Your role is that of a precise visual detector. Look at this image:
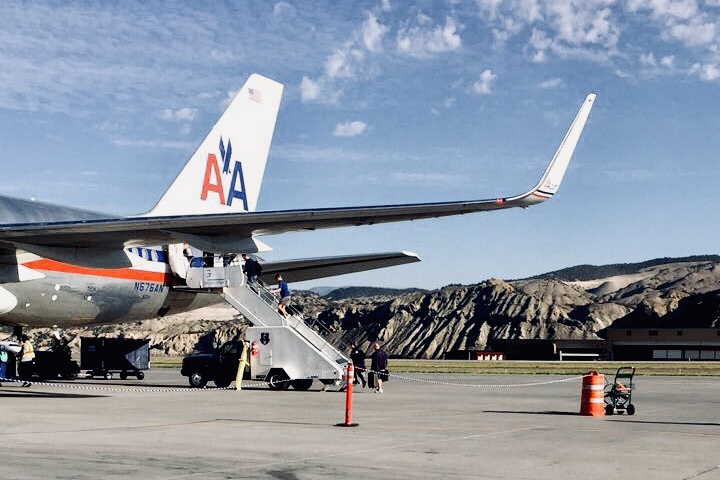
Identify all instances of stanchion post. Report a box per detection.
[235,342,249,391]
[335,362,359,427]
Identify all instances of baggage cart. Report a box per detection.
[604,366,636,415]
[81,337,150,380]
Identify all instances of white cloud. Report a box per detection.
[690,62,720,81]
[528,28,552,62]
[333,120,368,137]
[220,89,240,111]
[538,77,563,89]
[325,46,364,80]
[381,0,392,11]
[626,0,698,21]
[472,69,497,94]
[300,76,321,102]
[669,21,717,46]
[272,2,296,21]
[362,12,388,52]
[546,3,619,48]
[640,52,675,69]
[396,16,462,58]
[517,0,544,23]
[159,107,196,122]
[640,52,657,66]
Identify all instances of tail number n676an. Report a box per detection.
[134,282,165,293]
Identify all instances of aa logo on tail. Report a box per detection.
[200,137,248,210]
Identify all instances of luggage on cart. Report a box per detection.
[81,337,150,380]
[604,366,635,415]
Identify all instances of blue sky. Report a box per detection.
[1,0,720,290]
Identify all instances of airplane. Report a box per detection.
[0,74,596,331]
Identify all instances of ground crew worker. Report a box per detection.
[18,334,35,387]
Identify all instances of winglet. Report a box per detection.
[510,93,596,206]
[144,74,284,217]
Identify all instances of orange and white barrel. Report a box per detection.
[579,371,605,416]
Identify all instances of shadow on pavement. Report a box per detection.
[483,410,578,416]
[0,390,106,399]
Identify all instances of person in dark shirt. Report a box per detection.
[241,253,262,284]
[369,343,388,393]
[349,341,367,388]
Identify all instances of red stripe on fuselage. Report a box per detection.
[24,259,175,284]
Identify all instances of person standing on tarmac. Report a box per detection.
[18,334,35,387]
[0,344,7,385]
[349,341,367,388]
[369,343,388,394]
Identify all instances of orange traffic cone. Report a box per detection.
[579,371,605,416]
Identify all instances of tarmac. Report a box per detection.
[1,369,719,480]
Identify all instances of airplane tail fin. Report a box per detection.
[144,74,284,217]
[510,93,596,206]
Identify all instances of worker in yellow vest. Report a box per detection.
[18,334,35,387]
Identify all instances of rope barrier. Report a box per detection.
[0,369,588,393]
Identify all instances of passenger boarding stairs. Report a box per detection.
[185,261,348,376]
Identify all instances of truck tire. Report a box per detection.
[188,372,208,388]
[291,379,313,391]
[267,371,290,391]
[214,377,232,388]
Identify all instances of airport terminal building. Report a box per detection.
[605,327,720,361]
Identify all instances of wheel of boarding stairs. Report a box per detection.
[626,404,635,416]
[291,379,313,391]
[267,370,290,391]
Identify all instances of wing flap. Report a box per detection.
[256,251,421,283]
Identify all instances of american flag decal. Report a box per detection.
[248,87,262,103]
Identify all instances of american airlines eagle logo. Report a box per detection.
[199,137,248,210]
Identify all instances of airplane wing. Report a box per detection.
[256,251,421,284]
[0,93,595,257]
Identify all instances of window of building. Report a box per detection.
[700,351,715,360]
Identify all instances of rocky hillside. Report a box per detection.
[6,257,720,359]
[305,258,720,358]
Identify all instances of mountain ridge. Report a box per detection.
[7,255,720,358]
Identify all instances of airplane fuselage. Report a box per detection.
[0,250,218,328]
